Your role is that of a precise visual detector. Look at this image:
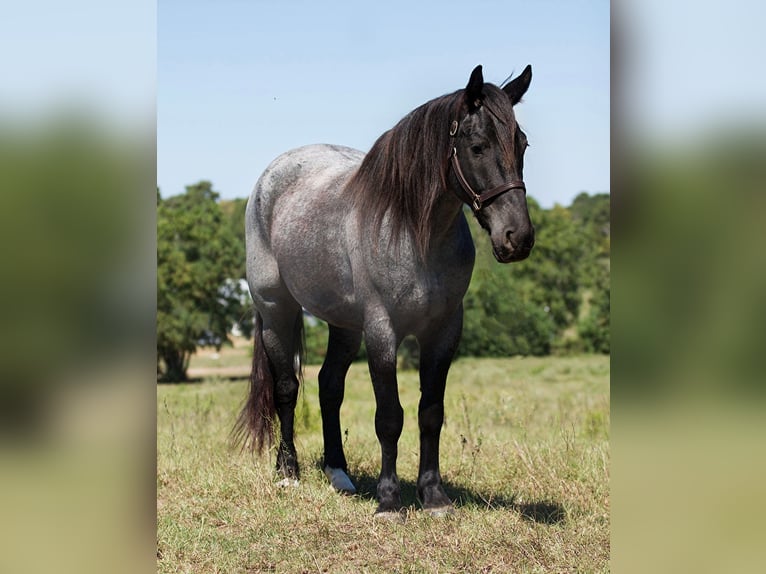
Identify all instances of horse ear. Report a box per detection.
[465,65,484,111]
[503,64,532,105]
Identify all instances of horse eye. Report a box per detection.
[470,144,484,155]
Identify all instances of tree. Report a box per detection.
[459,265,556,357]
[157,182,249,381]
[572,192,610,353]
[219,197,248,278]
[578,262,610,354]
[510,200,586,339]
[570,191,610,242]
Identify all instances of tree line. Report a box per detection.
[157,181,609,381]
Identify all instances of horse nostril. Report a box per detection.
[505,227,534,251]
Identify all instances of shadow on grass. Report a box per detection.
[337,465,566,525]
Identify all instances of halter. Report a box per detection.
[448,105,526,212]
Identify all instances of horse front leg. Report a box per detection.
[365,317,404,518]
[416,307,463,515]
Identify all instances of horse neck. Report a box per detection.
[425,186,469,251]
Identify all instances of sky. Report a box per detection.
[158,0,610,207]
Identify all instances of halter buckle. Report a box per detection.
[449,120,458,137]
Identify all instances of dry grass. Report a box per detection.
[157,354,609,573]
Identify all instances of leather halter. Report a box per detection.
[448,114,526,212]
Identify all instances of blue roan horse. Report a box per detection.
[234,65,535,518]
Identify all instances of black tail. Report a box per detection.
[231,311,305,454]
[232,313,275,454]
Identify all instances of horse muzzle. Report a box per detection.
[491,225,535,263]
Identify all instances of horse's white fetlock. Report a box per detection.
[276,477,300,489]
[324,466,357,494]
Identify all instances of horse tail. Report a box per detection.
[231,310,306,454]
[232,312,275,454]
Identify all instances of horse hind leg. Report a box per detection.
[263,307,304,483]
[235,297,304,484]
[318,325,362,494]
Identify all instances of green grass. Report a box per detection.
[157,355,609,573]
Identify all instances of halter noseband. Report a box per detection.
[448,113,526,212]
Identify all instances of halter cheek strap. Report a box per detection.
[448,118,526,212]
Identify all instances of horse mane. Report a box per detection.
[344,89,464,258]
[345,83,516,258]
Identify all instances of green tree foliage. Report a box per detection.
[578,269,610,354]
[219,197,253,336]
[570,191,610,242]
[157,182,250,381]
[219,197,248,277]
[303,316,330,365]
[511,200,585,334]
[460,268,556,357]
[571,192,610,353]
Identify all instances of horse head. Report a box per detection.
[450,65,535,263]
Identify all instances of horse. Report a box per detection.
[233,64,535,518]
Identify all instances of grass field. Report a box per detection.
[158,344,609,573]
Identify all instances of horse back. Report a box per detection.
[247,144,363,237]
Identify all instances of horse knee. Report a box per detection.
[375,404,404,442]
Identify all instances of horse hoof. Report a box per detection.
[323,466,357,494]
[276,477,300,489]
[373,510,406,524]
[425,505,455,518]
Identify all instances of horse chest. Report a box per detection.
[362,228,475,334]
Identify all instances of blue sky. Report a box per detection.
[158,0,610,207]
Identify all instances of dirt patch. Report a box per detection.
[187,365,251,379]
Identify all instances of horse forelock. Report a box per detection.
[480,85,520,165]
